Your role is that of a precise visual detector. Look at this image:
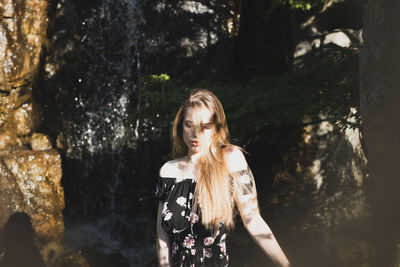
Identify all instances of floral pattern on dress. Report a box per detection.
[155,168,256,267]
[203,237,215,246]
[176,196,187,207]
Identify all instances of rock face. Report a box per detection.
[240,117,370,266]
[0,0,54,150]
[0,149,64,242]
[0,0,49,146]
[294,0,363,58]
[0,0,64,247]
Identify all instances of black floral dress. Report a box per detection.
[155,168,257,267]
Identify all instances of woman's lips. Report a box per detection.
[191,141,199,147]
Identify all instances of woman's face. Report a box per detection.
[182,106,215,155]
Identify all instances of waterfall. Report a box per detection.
[70,0,139,157]
[48,0,155,265]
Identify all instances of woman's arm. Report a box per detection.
[237,195,290,267]
[157,201,171,267]
[226,148,290,267]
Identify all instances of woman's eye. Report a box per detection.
[202,124,212,130]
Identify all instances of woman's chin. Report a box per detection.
[189,146,201,154]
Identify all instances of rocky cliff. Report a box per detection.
[0,0,64,254]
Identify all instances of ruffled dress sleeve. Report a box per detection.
[155,177,175,201]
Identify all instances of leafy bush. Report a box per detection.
[286,0,326,10]
[130,45,360,145]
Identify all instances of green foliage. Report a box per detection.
[287,0,326,10]
[130,45,360,145]
[271,0,326,10]
[129,74,187,140]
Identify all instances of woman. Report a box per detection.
[156,89,290,267]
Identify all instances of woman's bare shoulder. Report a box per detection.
[224,146,247,172]
[159,157,186,178]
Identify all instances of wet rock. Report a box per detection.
[0,0,59,248]
[0,149,64,242]
[0,133,23,149]
[30,133,52,151]
[0,0,49,148]
[56,133,68,151]
[0,0,49,78]
[0,165,26,227]
[13,104,34,136]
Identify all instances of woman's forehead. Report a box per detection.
[184,106,213,123]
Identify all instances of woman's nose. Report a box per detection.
[191,130,197,138]
[191,127,199,138]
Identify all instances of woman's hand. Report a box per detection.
[237,195,290,267]
[157,201,171,267]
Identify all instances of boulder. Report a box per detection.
[0,149,64,242]
[30,133,52,151]
[12,104,34,136]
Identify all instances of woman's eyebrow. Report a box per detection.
[184,120,215,125]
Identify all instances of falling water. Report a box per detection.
[52,0,155,265]
[70,0,138,157]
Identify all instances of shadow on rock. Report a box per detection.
[0,212,46,267]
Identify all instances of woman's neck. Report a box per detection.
[186,152,201,164]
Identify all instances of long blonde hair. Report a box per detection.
[172,89,236,233]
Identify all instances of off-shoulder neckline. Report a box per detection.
[158,177,196,183]
[158,168,249,181]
